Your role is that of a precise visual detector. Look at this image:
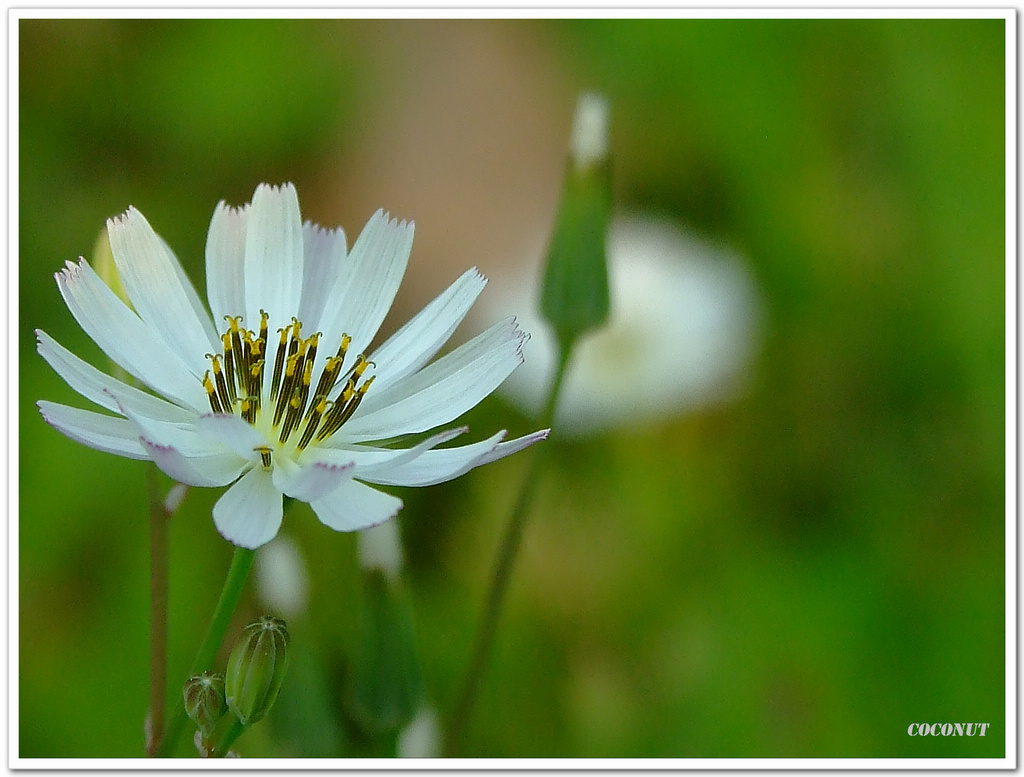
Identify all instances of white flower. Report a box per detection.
[398,706,442,758]
[254,535,309,619]
[38,183,547,548]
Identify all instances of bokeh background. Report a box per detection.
[18,18,1006,758]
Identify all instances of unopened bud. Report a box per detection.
[225,616,289,726]
[540,92,613,351]
[183,672,227,737]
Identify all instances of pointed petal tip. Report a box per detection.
[425,425,471,448]
[106,205,142,231]
[253,181,298,202]
[57,258,84,281]
[369,208,414,232]
[36,401,67,432]
[213,199,242,216]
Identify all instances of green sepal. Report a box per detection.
[540,157,613,352]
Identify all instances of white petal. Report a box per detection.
[37,401,149,459]
[471,428,549,467]
[341,317,525,442]
[139,436,247,487]
[107,207,218,370]
[195,413,267,461]
[368,267,486,388]
[298,222,346,332]
[317,211,414,367]
[213,466,283,549]
[243,183,304,329]
[355,430,544,487]
[205,201,248,325]
[36,329,194,423]
[318,426,468,472]
[271,457,355,502]
[160,233,221,348]
[113,397,223,459]
[55,259,207,408]
[310,479,403,533]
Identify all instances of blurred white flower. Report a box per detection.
[398,706,442,758]
[357,517,404,582]
[488,215,761,436]
[254,534,310,619]
[37,182,547,548]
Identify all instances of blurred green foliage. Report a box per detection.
[19,18,1005,758]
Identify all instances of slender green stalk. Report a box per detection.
[446,342,573,756]
[209,715,246,758]
[154,546,256,758]
[145,465,170,757]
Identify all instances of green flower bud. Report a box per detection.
[540,92,612,352]
[183,672,227,737]
[225,616,290,726]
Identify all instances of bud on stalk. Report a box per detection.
[225,616,290,726]
[183,672,228,737]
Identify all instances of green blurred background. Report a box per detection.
[18,18,1006,758]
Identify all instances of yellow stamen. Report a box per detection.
[202,371,223,413]
[198,317,373,458]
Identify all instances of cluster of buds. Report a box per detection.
[183,616,289,757]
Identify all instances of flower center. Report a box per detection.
[201,311,374,467]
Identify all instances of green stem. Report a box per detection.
[145,466,170,757]
[209,715,246,758]
[154,546,256,758]
[446,340,573,756]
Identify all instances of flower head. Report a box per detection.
[38,183,547,548]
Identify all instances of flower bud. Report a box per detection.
[225,616,290,726]
[183,672,227,737]
[540,92,612,352]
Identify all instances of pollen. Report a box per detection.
[201,314,374,458]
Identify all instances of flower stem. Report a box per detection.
[446,341,573,756]
[154,546,256,758]
[145,465,170,756]
[208,715,246,758]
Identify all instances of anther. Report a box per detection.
[209,355,232,411]
[296,397,331,452]
[257,310,269,350]
[255,445,272,468]
[270,326,290,403]
[278,360,314,445]
[273,353,302,427]
[202,371,223,414]
[221,332,238,402]
[317,378,359,441]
